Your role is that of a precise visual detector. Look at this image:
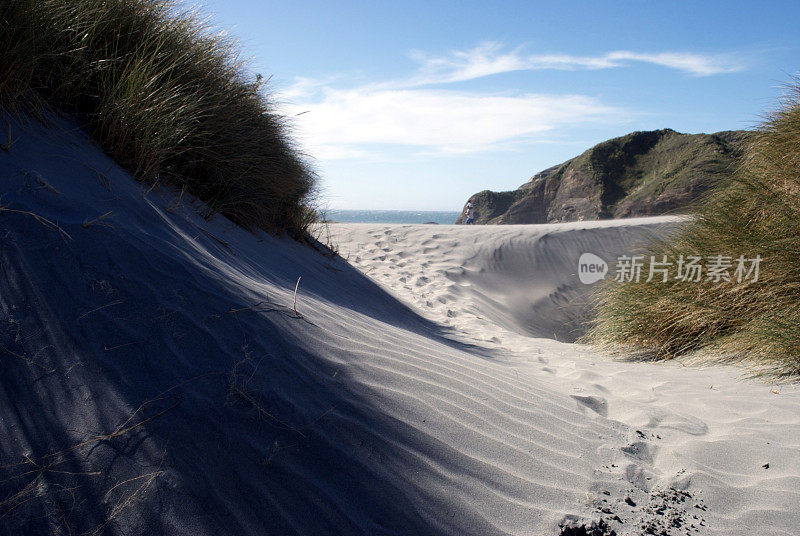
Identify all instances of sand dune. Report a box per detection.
[1,112,799,535]
[326,219,684,343]
[327,222,800,535]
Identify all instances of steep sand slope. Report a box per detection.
[0,114,648,534]
[0,112,798,536]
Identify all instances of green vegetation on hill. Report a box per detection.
[588,79,800,376]
[0,0,315,234]
[458,129,753,224]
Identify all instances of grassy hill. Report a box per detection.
[458,128,753,224]
[0,0,315,235]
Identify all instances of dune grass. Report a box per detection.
[0,0,316,234]
[586,78,800,377]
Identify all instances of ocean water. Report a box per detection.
[324,210,461,225]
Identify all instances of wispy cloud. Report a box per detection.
[280,75,342,100]
[603,50,745,76]
[408,42,745,85]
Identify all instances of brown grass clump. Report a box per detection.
[587,77,800,377]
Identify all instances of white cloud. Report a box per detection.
[604,50,743,76]
[408,42,745,85]
[279,43,744,159]
[284,87,624,158]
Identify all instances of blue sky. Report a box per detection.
[200,0,800,211]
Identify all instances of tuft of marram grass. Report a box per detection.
[0,0,316,235]
[585,77,800,377]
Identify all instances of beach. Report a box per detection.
[0,112,798,535]
[3,1,800,533]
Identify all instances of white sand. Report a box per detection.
[325,219,684,344]
[0,112,798,535]
[324,222,800,535]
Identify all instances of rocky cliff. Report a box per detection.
[457,128,753,224]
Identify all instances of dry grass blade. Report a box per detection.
[0,121,15,151]
[76,300,124,321]
[81,210,113,228]
[293,276,301,314]
[0,206,72,240]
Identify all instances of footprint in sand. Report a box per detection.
[621,441,656,464]
[415,276,430,286]
[571,395,608,417]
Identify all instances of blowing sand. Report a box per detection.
[1,112,799,535]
